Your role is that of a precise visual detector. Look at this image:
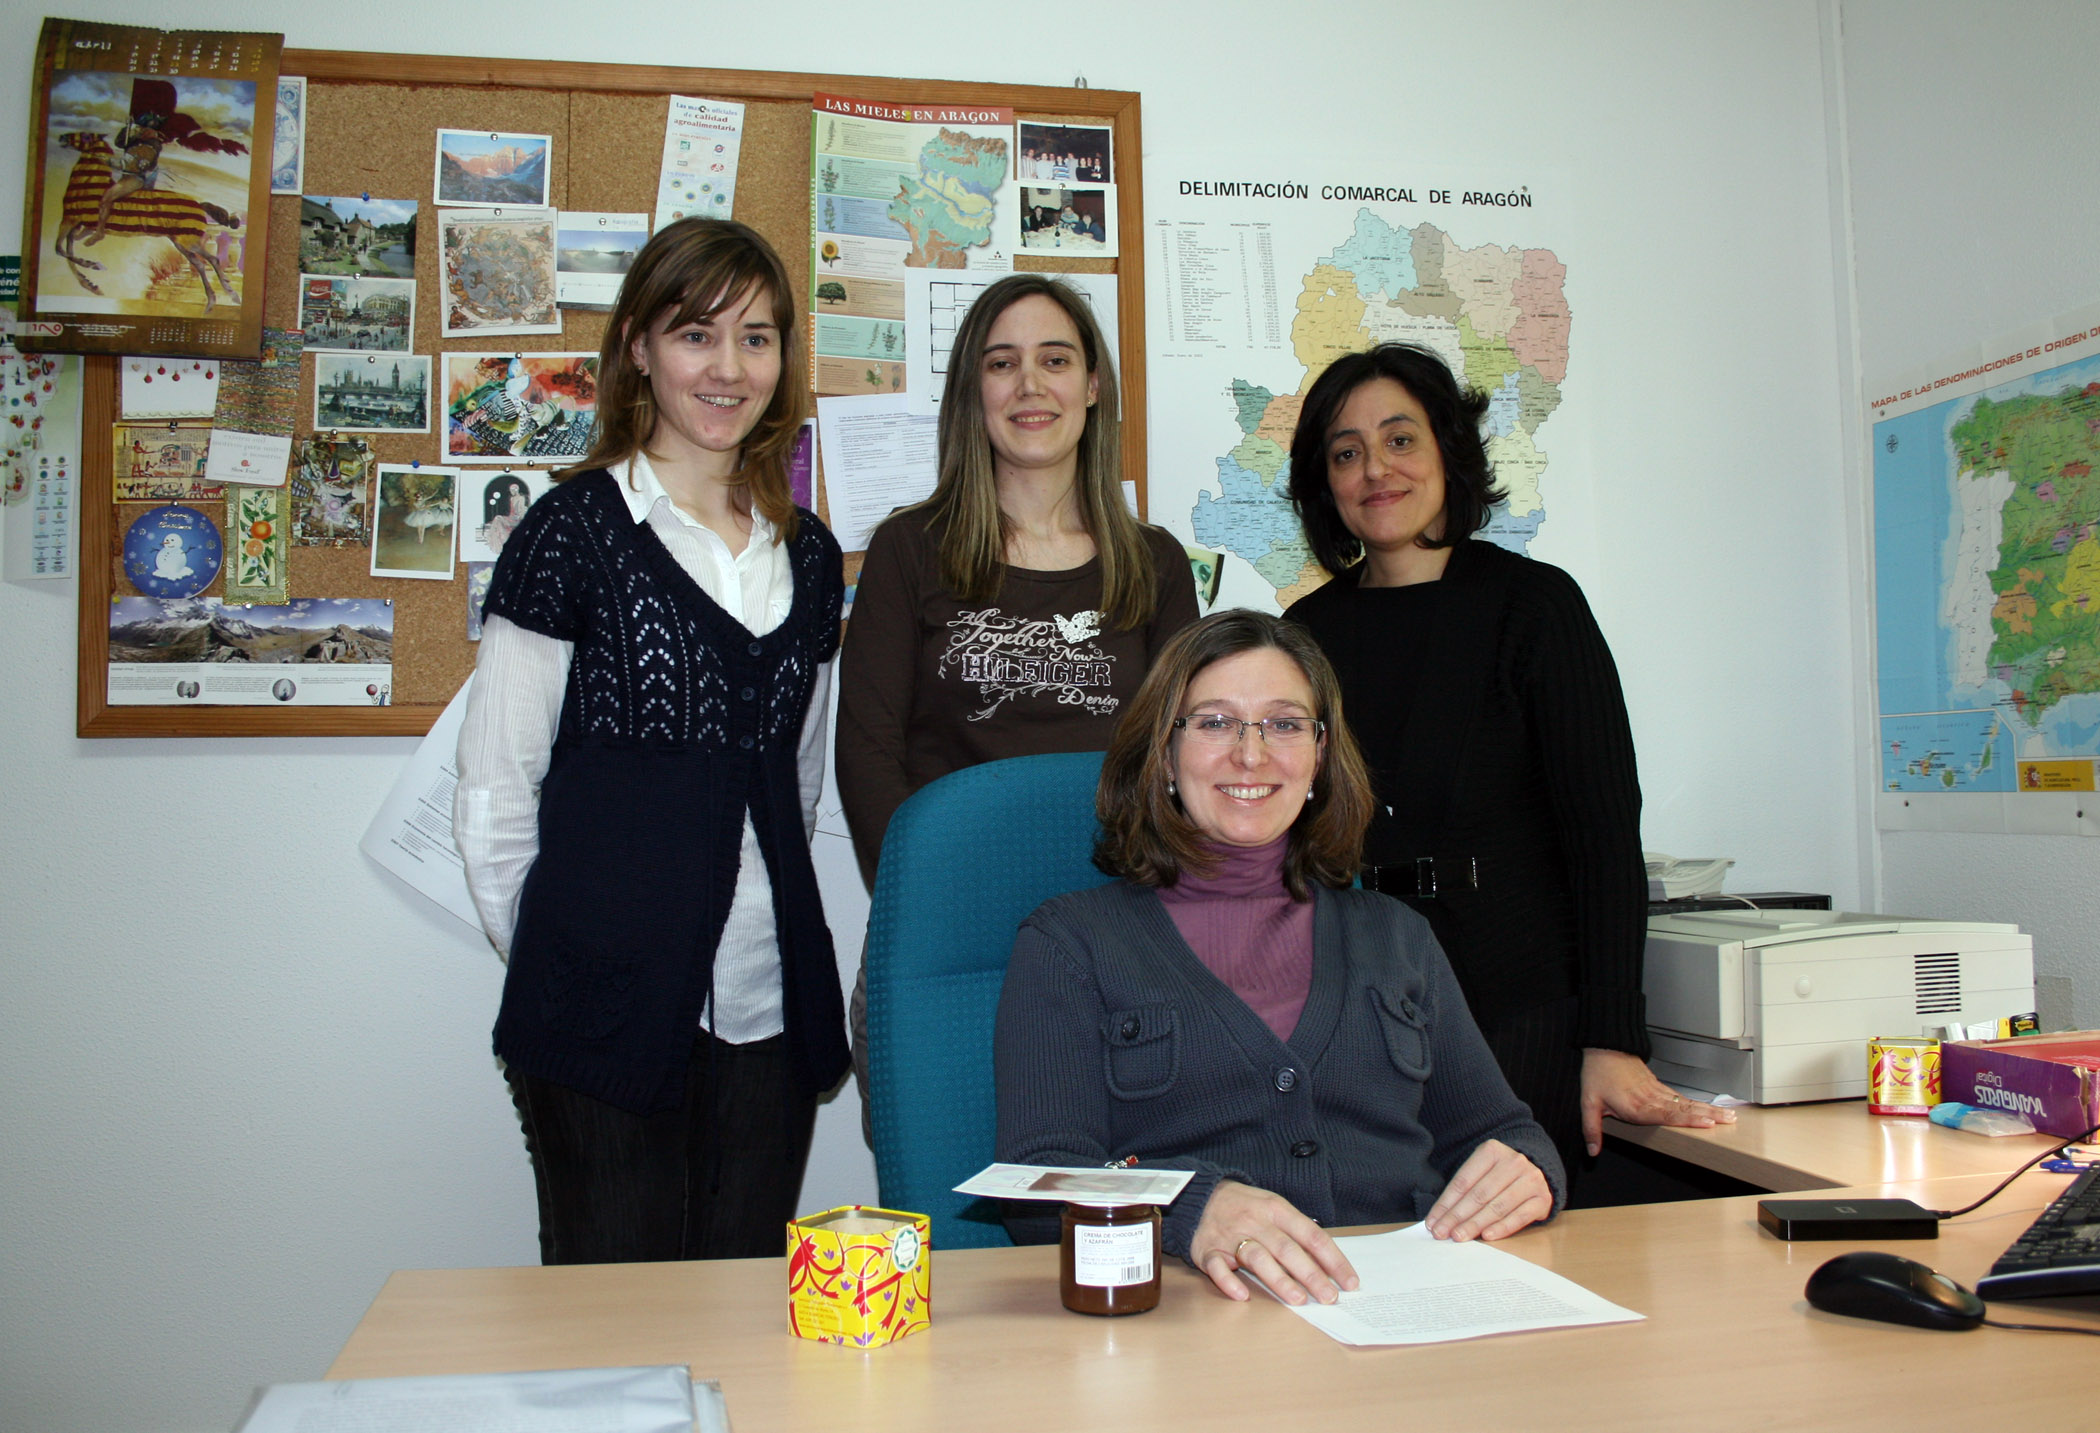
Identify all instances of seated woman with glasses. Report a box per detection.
[994,609,1562,1307]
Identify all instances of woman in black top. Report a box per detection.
[1282,343,1729,1179]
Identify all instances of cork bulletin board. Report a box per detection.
[75,48,1145,737]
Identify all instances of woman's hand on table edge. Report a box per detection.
[1189,1180,1359,1306]
[1424,1138,1554,1242]
[1581,1047,1736,1156]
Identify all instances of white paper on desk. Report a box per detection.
[358,676,482,933]
[901,269,1119,416]
[815,392,937,552]
[1270,1223,1643,1346]
[955,1162,1195,1205]
[233,1364,697,1433]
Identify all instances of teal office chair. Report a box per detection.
[864,751,1113,1249]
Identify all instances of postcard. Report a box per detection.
[114,419,218,501]
[437,208,561,337]
[435,130,552,208]
[370,463,458,580]
[315,353,431,434]
[1017,123,1113,186]
[271,76,306,194]
[299,275,416,353]
[226,484,288,604]
[289,436,373,546]
[952,1163,1195,1206]
[206,326,302,486]
[442,352,598,464]
[17,19,280,359]
[120,355,218,419]
[1020,185,1118,258]
[457,468,552,564]
[1,347,82,582]
[555,212,648,310]
[299,196,417,279]
[107,596,394,706]
[653,96,745,230]
[464,562,493,640]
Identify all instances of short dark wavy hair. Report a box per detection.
[1285,344,1505,576]
[1093,609,1373,899]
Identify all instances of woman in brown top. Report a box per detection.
[836,274,1197,889]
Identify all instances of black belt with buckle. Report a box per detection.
[1363,857,1479,899]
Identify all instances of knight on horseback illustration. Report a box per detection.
[56,78,250,312]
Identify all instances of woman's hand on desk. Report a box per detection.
[1580,1047,1736,1156]
[1190,1180,1359,1306]
[1424,1138,1554,1242]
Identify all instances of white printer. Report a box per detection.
[1643,909,2034,1103]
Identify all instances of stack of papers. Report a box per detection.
[234,1366,730,1432]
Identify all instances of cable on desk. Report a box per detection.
[1931,1121,2100,1220]
[1981,1318,2100,1336]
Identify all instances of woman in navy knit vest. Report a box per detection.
[455,219,847,1263]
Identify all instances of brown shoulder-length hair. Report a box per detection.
[562,217,807,539]
[1094,609,1373,899]
[903,273,1158,630]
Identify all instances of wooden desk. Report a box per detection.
[331,1170,2100,1431]
[1607,1100,2066,1191]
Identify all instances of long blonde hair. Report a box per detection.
[908,274,1156,629]
[565,218,806,539]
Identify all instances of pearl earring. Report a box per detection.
[1167,779,1177,796]
[1305,788,1315,802]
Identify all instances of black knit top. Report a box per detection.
[483,470,848,1113]
[1285,538,1650,1057]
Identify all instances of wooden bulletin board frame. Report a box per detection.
[76,49,1145,738]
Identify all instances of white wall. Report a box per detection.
[1839,0,2100,1029]
[0,3,1858,1429]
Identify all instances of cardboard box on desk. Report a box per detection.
[787,1206,931,1348]
[1940,1031,2100,1139]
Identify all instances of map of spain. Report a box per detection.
[1191,210,1571,606]
[1874,348,2100,793]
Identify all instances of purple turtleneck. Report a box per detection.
[1157,835,1315,1041]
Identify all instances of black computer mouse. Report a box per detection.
[1804,1251,1985,1330]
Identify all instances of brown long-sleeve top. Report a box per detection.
[836,507,1198,888]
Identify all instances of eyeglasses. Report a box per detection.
[1172,713,1325,746]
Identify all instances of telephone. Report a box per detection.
[1643,852,1735,901]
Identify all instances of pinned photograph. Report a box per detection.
[1016,123,1112,185]
[289,436,373,546]
[106,596,394,706]
[315,353,431,434]
[271,76,306,194]
[438,207,561,337]
[556,211,648,309]
[299,275,415,353]
[457,468,552,565]
[443,352,598,463]
[434,129,551,208]
[114,419,217,501]
[369,463,458,580]
[299,195,417,278]
[1020,186,1118,257]
[19,20,279,358]
[464,561,494,640]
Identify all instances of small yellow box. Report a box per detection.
[786,1205,931,1348]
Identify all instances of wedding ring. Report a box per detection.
[1235,1238,1256,1265]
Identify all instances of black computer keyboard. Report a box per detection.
[1976,1167,2100,1300]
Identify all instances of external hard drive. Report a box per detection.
[1757,1198,1940,1240]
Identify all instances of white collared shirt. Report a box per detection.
[454,452,831,1043]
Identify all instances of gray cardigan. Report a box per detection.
[993,880,1566,1258]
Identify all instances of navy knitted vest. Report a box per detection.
[483,470,847,1113]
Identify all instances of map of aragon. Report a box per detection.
[1192,210,1570,605]
[1954,380,2100,723]
[888,129,1007,269]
